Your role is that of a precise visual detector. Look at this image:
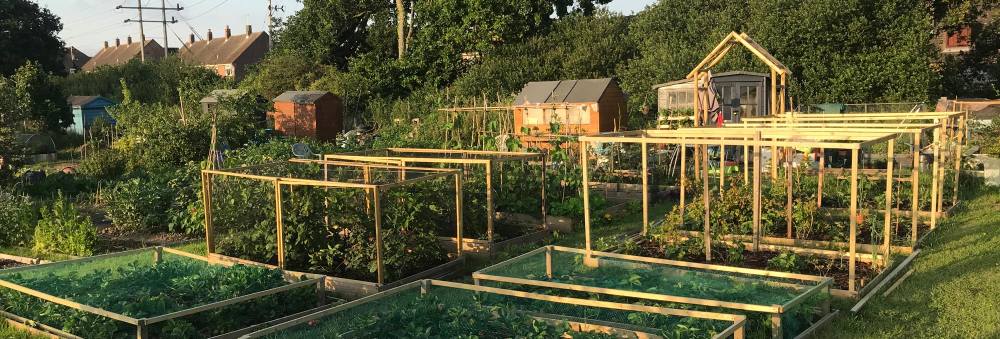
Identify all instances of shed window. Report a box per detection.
[524,108,544,125]
[664,90,693,110]
[739,86,758,117]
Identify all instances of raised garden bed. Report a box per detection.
[240,279,748,338]
[203,160,467,300]
[474,246,834,339]
[0,247,328,338]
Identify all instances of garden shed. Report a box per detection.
[200,89,268,123]
[270,91,344,141]
[66,95,115,135]
[653,71,771,122]
[512,78,627,137]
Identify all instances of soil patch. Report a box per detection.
[0,259,25,269]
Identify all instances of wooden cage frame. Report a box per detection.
[201,159,466,298]
[579,128,902,293]
[0,247,327,339]
[473,245,835,339]
[240,279,748,339]
[323,148,548,254]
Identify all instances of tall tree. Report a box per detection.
[0,0,65,76]
[396,0,407,59]
[276,0,391,69]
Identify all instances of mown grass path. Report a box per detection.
[820,188,1000,338]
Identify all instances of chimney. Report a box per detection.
[115,38,120,47]
[104,41,109,49]
[127,36,132,44]
[207,29,213,41]
[189,34,195,44]
[224,25,231,39]
[245,25,252,36]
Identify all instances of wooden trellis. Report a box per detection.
[323,148,547,254]
[579,128,901,293]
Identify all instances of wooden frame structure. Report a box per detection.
[579,128,900,293]
[240,279,748,339]
[201,159,466,298]
[688,32,791,125]
[742,111,968,228]
[0,247,327,339]
[473,245,834,339]
[323,148,548,254]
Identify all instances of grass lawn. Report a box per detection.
[0,322,47,339]
[819,186,1000,338]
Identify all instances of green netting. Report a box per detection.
[0,249,319,338]
[260,282,736,339]
[476,248,829,339]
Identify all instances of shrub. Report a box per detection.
[0,192,37,247]
[767,251,802,272]
[33,193,97,256]
[22,172,98,199]
[79,148,126,180]
[105,177,171,233]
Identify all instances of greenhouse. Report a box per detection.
[240,279,748,339]
[0,247,327,338]
[202,159,466,299]
[324,148,548,254]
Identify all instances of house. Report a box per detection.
[270,91,344,141]
[179,25,269,81]
[67,96,116,135]
[63,47,90,74]
[200,89,268,123]
[81,37,164,72]
[653,71,771,123]
[512,78,627,137]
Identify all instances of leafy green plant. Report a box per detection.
[767,251,802,272]
[78,148,126,180]
[32,193,97,256]
[104,177,171,233]
[0,191,37,247]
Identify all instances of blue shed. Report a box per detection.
[67,96,116,135]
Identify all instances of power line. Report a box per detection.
[184,0,231,21]
[117,1,184,59]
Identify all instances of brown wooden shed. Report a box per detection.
[270,91,344,141]
[513,78,627,137]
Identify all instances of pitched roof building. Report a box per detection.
[63,47,90,74]
[513,78,628,137]
[179,25,269,81]
[81,37,164,72]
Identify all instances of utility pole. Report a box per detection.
[267,0,285,49]
[118,1,183,59]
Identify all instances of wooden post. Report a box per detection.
[818,148,825,207]
[720,142,726,190]
[454,173,464,257]
[911,132,920,245]
[641,141,649,235]
[883,139,894,263]
[680,141,686,230]
[373,188,385,284]
[931,125,940,229]
[743,141,749,185]
[770,144,778,180]
[771,312,782,339]
[780,73,787,114]
[153,246,163,265]
[541,154,547,229]
[581,141,592,255]
[545,247,553,279]
[274,180,285,270]
[938,119,949,215]
[702,144,711,262]
[486,160,495,247]
[952,115,964,206]
[201,172,215,254]
[849,148,859,292]
[315,277,327,307]
[785,147,793,238]
[136,320,148,339]
[363,166,372,213]
[753,132,762,251]
[770,69,778,116]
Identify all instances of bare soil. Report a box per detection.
[0,259,25,269]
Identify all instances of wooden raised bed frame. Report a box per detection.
[324,148,548,255]
[580,128,910,293]
[240,279,749,339]
[473,245,833,339]
[202,159,466,297]
[0,247,327,339]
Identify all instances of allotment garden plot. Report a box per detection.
[474,246,833,339]
[0,247,326,338]
[241,279,747,339]
[325,148,548,254]
[202,159,465,299]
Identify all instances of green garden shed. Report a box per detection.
[67,96,116,135]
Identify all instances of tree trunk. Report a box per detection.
[396,0,406,59]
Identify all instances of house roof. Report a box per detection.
[67,96,112,108]
[274,91,331,104]
[514,78,615,105]
[179,31,268,66]
[82,40,163,71]
[63,47,91,71]
[652,71,770,89]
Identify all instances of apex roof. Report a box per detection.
[82,39,163,71]
[514,78,616,106]
[274,91,332,104]
[179,31,268,66]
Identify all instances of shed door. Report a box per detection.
[715,82,759,123]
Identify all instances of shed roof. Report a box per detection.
[200,89,246,103]
[82,39,163,71]
[179,31,268,66]
[652,71,769,90]
[514,78,615,105]
[67,96,112,108]
[274,91,332,104]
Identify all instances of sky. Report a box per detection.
[38,0,658,56]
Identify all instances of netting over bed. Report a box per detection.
[249,280,744,339]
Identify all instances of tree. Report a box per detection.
[58,58,223,105]
[275,0,391,69]
[552,0,614,17]
[0,0,65,76]
[7,61,72,131]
